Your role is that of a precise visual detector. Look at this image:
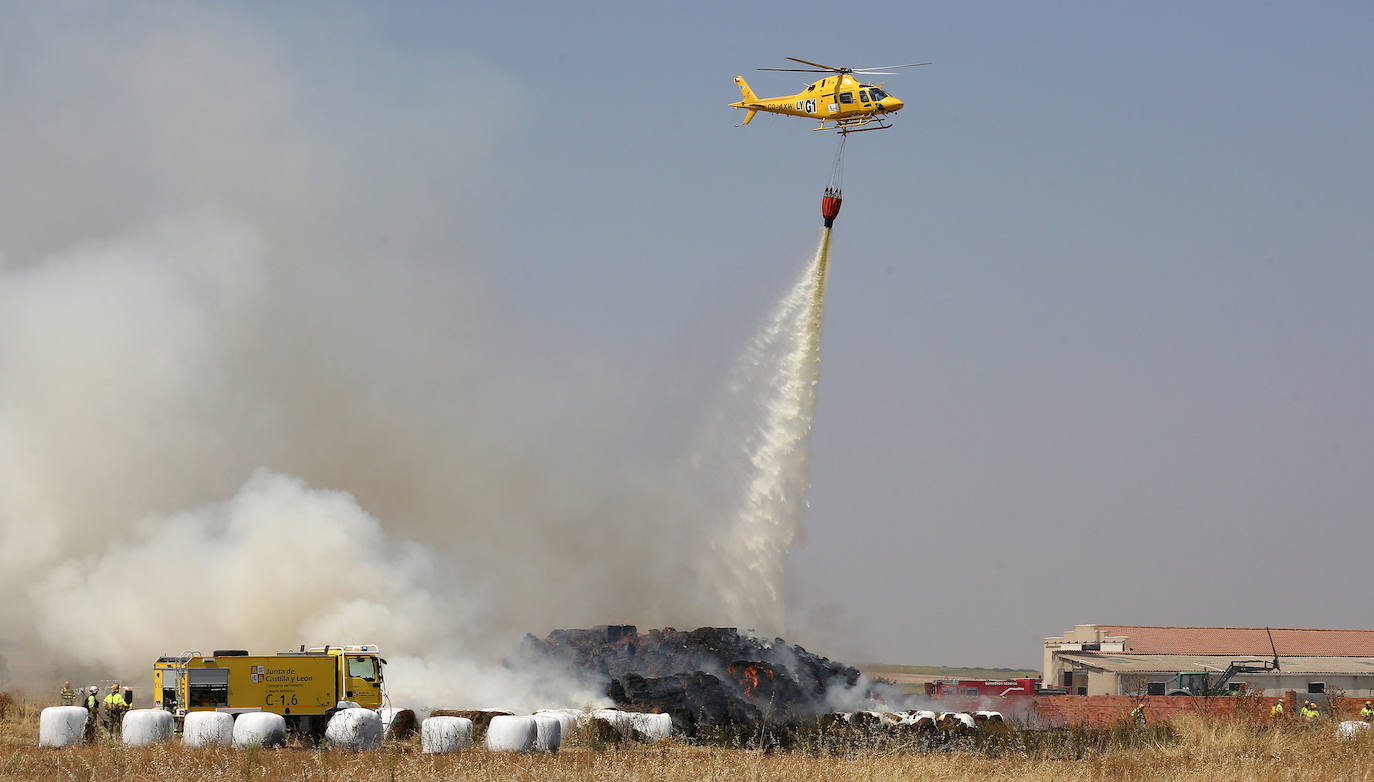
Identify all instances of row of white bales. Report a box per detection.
[43,705,1374,749]
[830,709,1005,732]
[38,706,671,753]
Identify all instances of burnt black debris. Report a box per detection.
[519,626,864,733]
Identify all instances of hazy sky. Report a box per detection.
[6,1,1372,671]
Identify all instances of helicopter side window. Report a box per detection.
[838,92,854,104]
[858,90,870,103]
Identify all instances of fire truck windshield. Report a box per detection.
[347,655,377,681]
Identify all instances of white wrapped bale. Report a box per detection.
[325,708,383,751]
[422,716,473,754]
[182,711,235,747]
[860,710,896,727]
[629,712,672,740]
[534,710,577,738]
[908,710,938,731]
[122,709,175,746]
[591,709,634,737]
[1339,720,1371,739]
[233,712,288,749]
[38,706,90,748]
[531,714,562,752]
[484,715,536,752]
[936,712,976,734]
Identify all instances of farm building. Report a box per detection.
[1044,624,1374,697]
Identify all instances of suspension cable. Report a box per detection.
[827,133,847,194]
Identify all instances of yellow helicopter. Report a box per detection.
[730,57,928,133]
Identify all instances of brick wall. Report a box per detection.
[1030,695,1270,727]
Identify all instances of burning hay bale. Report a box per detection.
[38,706,89,748]
[611,672,754,733]
[181,712,234,747]
[421,716,473,754]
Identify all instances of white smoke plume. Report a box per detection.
[0,2,831,708]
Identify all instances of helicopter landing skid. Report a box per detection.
[815,116,894,134]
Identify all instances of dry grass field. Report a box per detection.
[4,694,1374,781]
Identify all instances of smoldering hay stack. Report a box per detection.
[518,625,898,733]
[0,2,836,708]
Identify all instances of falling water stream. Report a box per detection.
[707,228,833,632]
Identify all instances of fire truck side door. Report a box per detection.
[344,655,382,702]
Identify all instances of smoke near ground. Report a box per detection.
[0,2,832,709]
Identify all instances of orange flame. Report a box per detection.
[729,663,775,697]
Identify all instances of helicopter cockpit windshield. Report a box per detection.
[868,87,889,100]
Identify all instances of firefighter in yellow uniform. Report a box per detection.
[1270,700,1284,719]
[60,681,76,706]
[1130,703,1146,727]
[103,683,128,737]
[1361,701,1374,722]
[1299,701,1320,721]
[83,686,100,743]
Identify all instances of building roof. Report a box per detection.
[1097,626,1374,657]
[1059,652,1374,676]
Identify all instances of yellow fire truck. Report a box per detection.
[153,645,387,734]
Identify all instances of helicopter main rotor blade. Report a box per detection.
[852,71,897,75]
[759,67,832,72]
[786,56,843,71]
[853,62,932,72]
